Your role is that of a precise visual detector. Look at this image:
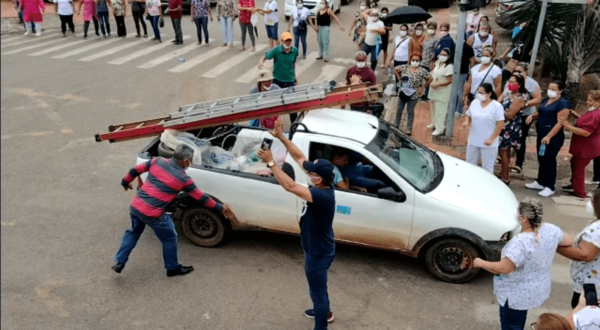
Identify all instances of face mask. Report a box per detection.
[479,31,489,37]
[428,29,435,35]
[415,30,423,36]
[587,200,596,215]
[411,61,420,67]
[400,31,407,37]
[438,55,448,62]
[368,17,376,22]
[297,3,303,8]
[476,93,487,102]
[473,9,479,14]
[381,13,387,18]
[359,5,366,10]
[262,83,272,91]
[507,83,519,92]
[356,61,366,68]
[480,56,491,64]
[547,90,558,99]
[590,105,598,111]
[308,175,319,187]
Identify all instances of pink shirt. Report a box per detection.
[570,109,600,159]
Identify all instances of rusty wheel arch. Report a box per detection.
[413,228,489,261]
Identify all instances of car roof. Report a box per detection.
[299,109,379,145]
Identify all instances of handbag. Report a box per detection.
[298,19,307,31]
[159,17,164,28]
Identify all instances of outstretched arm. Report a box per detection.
[269,117,307,169]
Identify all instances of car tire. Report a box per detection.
[158,142,175,158]
[424,238,481,283]
[181,207,231,247]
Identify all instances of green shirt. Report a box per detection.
[265,45,298,83]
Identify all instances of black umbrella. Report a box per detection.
[384,6,432,25]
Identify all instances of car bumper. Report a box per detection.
[483,241,505,261]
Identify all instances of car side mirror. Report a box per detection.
[377,187,406,203]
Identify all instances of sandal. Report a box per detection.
[496,157,501,164]
[510,166,522,174]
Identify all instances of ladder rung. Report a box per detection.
[136,123,145,128]
[113,126,124,132]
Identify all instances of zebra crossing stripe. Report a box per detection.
[312,65,346,85]
[138,43,202,69]
[234,60,273,84]
[79,38,148,62]
[0,36,24,44]
[109,36,193,65]
[201,44,268,78]
[53,38,121,59]
[1,39,58,55]
[29,39,90,56]
[293,52,319,77]
[167,41,234,73]
[0,33,61,49]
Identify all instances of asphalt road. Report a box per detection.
[0,1,589,329]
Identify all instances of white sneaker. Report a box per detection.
[586,180,600,185]
[538,187,555,198]
[426,124,435,129]
[432,130,443,136]
[525,181,544,190]
[24,31,30,36]
[35,32,41,37]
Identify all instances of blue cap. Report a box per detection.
[303,159,335,184]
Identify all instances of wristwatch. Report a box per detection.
[267,161,276,168]
[525,101,529,107]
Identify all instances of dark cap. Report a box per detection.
[303,159,335,184]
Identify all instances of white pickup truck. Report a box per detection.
[135,109,520,283]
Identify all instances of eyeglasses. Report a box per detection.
[530,322,537,330]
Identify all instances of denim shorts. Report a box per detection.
[266,22,278,40]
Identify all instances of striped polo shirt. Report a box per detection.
[122,157,223,218]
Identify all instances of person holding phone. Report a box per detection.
[558,189,600,308]
[257,117,337,329]
[473,198,573,330]
[532,287,600,329]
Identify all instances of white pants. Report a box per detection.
[466,144,498,173]
[26,22,41,34]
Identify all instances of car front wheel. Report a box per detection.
[181,207,231,247]
[424,238,481,283]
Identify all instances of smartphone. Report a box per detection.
[583,283,599,306]
[261,138,273,150]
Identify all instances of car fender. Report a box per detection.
[408,227,503,261]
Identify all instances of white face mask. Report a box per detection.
[381,13,387,18]
[587,200,596,215]
[438,55,448,62]
[415,30,423,36]
[440,31,448,37]
[359,5,366,10]
[308,175,320,187]
[297,3,303,8]
[476,93,487,102]
[400,30,407,37]
[547,90,558,99]
[590,105,598,111]
[262,83,272,90]
[480,56,491,64]
[427,29,435,35]
[411,61,420,67]
[318,3,325,9]
[356,61,366,68]
[479,31,489,37]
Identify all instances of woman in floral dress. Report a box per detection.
[558,190,600,308]
[498,73,528,185]
[348,0,367,51]
[111,0,127,37]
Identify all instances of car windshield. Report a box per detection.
[366,120,441,192]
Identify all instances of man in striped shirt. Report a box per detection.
[113,144,234,277]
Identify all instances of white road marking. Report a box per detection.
[167,41,235,73]
[0,33,61,49]
[109,36,193,65]
[79,38,148,61]
[0,36,24,44]
[234,60,273,84]
[29,39,89,56]
[1,39,59,55]
[201,44,267,78]
[312,64,346,84]
[293,51,319,77]
[138,43,203,69]
[52,38,121,58]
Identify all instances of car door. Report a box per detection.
[301,135,416,251]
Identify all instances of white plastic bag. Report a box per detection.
[160,129,205,165]
[251,13,258,26]
[208,146,235,169]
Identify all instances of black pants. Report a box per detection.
[132,11,147,36]
[115,15,127,37]
[59,14,74,34]
[516,116,532,168]
[593,156,600,183]
[273,79,297,123]
[572,291,580,309]
[536,134,564,191]
[83,16,99,37]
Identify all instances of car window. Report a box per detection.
[366,121,438,192]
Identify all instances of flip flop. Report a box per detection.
[510,166,522,174]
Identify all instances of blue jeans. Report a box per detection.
[455,73,469,114]
[343,164,387,192]
[293,26,308,56]
[194,16,209,43]
[362,43,378,71]
[305,253,335,330]
[150,15,161,40]
[266,22,278,40]
[499,300,528,330]
[114,207,180,270]
[97,11,111,36]
[220,16,234,44]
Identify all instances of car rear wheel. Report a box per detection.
[424,238,481,283]
[181,207,231,247]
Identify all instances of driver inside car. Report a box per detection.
[331,149,387,193]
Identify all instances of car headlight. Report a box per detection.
[499,231,512,243]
